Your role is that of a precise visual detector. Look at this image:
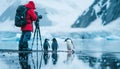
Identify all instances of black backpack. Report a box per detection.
[15,5,28,27]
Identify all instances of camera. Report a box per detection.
[35,11,42,28]
[38,15,42,19]
[35,11,42,19]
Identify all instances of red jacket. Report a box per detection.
[21,1,37,32]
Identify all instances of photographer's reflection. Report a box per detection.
[52,52,58,65]
[19,52,31,69]
[43,52,49,65]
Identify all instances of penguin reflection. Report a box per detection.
[64,52,75,64]
[52,52,58,65]
[43,52,49,65]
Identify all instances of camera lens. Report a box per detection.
[38,15,42,19]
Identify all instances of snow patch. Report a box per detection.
[0,19,20,32]
[93,36,104,41]
[86,18,104,31]
[93,4,101,13]
[106,0,110,9]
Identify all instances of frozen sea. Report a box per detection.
[0,37,120,69]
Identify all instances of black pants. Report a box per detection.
[19,31,31,51]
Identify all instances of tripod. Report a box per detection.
[31,18,43,69]
[31,19,42,50]
[31,11,43,50]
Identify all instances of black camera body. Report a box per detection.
[38,15,42,19]
[35,11,42,19]
[35,11,42,28]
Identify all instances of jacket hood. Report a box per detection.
[25,1,36,9]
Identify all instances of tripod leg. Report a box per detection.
[38,28,43,49]
[36,29,39,69]
[38,29,43,69]
[36,29,39,50]
[31,28,37,49]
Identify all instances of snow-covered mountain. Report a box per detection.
[72,0,120,28]
[0,0,52,26]
[0,0,120,40]
[0,0,94,27]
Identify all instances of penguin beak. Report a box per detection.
[64,39,67,42]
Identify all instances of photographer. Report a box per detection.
[19,1,38,51]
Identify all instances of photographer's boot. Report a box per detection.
[23,42,32,51]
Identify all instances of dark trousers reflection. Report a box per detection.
[52,52,58,65]
[19,52,31,69]
[43,52,49,65]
